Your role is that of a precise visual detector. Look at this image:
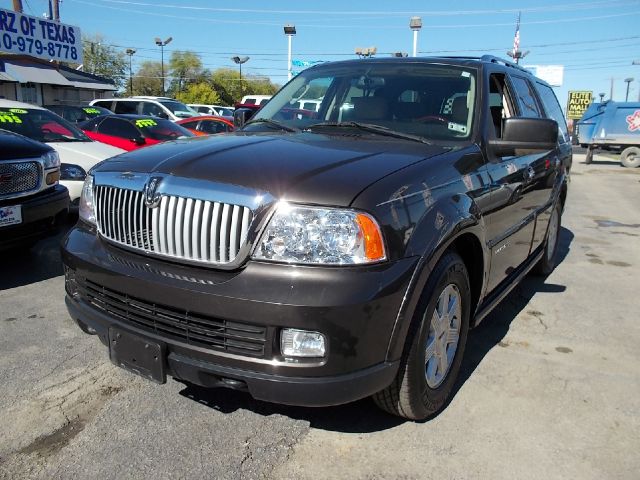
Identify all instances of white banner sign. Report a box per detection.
[0,8,82,63]
[523,65,564,87]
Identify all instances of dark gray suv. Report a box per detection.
[63,56,570,420]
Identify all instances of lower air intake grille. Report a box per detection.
[77,278,267,357]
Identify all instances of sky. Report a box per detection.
[6,0,640,110]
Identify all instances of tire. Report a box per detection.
[533,201,562,276]
[620,146,640,168]
[585,147,593,164]
[373,251,470,420]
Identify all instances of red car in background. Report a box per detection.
[176,115,235,136]
[79,114,195,151]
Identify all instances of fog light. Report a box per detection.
[281,329,326,358]
[64,265,79,298]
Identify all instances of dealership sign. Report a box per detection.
[0,8,82,63]
[566,91,593,120]
[523,65,564,87]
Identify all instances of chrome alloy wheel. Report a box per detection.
[425,284,462,388]
[547,206,560,262]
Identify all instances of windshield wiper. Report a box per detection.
[305,121,431,144]
[243,118,299,132]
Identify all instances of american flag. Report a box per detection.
[512,12,521,56]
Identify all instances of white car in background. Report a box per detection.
[188,104,235,117]
[0,100,124,208]
[91,97,199,122]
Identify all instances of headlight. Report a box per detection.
[253,203,386,265]
[78,174,96,225]
[60,163,87,181]
[41,150,60,169]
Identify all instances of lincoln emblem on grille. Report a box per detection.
[143,176,162,208]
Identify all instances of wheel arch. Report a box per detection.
[385,222,488,363]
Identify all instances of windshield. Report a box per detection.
[159,100,198,118]
[0,107,90,142]
[250,63,476,142]
[136,118,195,141]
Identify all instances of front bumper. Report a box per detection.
[0,185,69,250]
[62,225,418,407]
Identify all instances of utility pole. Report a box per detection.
[12,0,23,13]
[53,0,60,21]
[610,77,614,100]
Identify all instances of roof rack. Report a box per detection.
[479,55,531,74]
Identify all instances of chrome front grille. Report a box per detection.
[0,161,41,197]
[95,185,253,265]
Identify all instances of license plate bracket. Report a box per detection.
[109,327,166,384]
[0,205,22,228]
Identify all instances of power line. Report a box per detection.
[68,0,640,29]
[87,0,638,17]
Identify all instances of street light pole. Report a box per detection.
[154,36,173,96]
[409,17,422,57]
[126,48,136,96]
[231,56,250,99]
[284,24,296,81]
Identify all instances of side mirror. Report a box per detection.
[489,117,558,157]
[234,108,255,128]
[131,136,146,146]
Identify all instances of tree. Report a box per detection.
[132,61,163,96]
[82,34,127,89]
[210,68,280,105]
[169,51,204,96]
[176,82,221,105]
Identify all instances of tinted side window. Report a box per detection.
[200,121,228,134]
[536,82,569,142]
[510,76,542,118]
[113,101,139,114]
[141,102,165,117]
[92,100,112,109]
[98,117,139,138]
[81,117,102,131]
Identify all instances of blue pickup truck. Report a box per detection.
[576,101,640,167]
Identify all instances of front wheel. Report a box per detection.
[620,146,640,168]
[373,252,470,420]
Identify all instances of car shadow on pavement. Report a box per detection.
[451,226,574,404]
[177,227,574,431]
[177,382,405,433]
[0,220,73,291]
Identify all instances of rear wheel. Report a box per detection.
[373,252,470,420]
[533,201,562,276]
[620,146,640,168]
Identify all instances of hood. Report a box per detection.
[94,132,451,206]
[0,130,51,160]
[49,141,125,170]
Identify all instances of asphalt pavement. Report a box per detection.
[0,150,638,480]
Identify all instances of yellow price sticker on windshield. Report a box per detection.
[0,111,23,124]
[83,108,101,114]
[9,108,27,114]
[136,119,157,128]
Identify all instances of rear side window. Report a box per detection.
[98,117,139,138]
[113,101,139,115]
[535,83,569,142]
[510,76,542,118]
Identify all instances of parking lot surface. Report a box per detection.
[1,151,638,480]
